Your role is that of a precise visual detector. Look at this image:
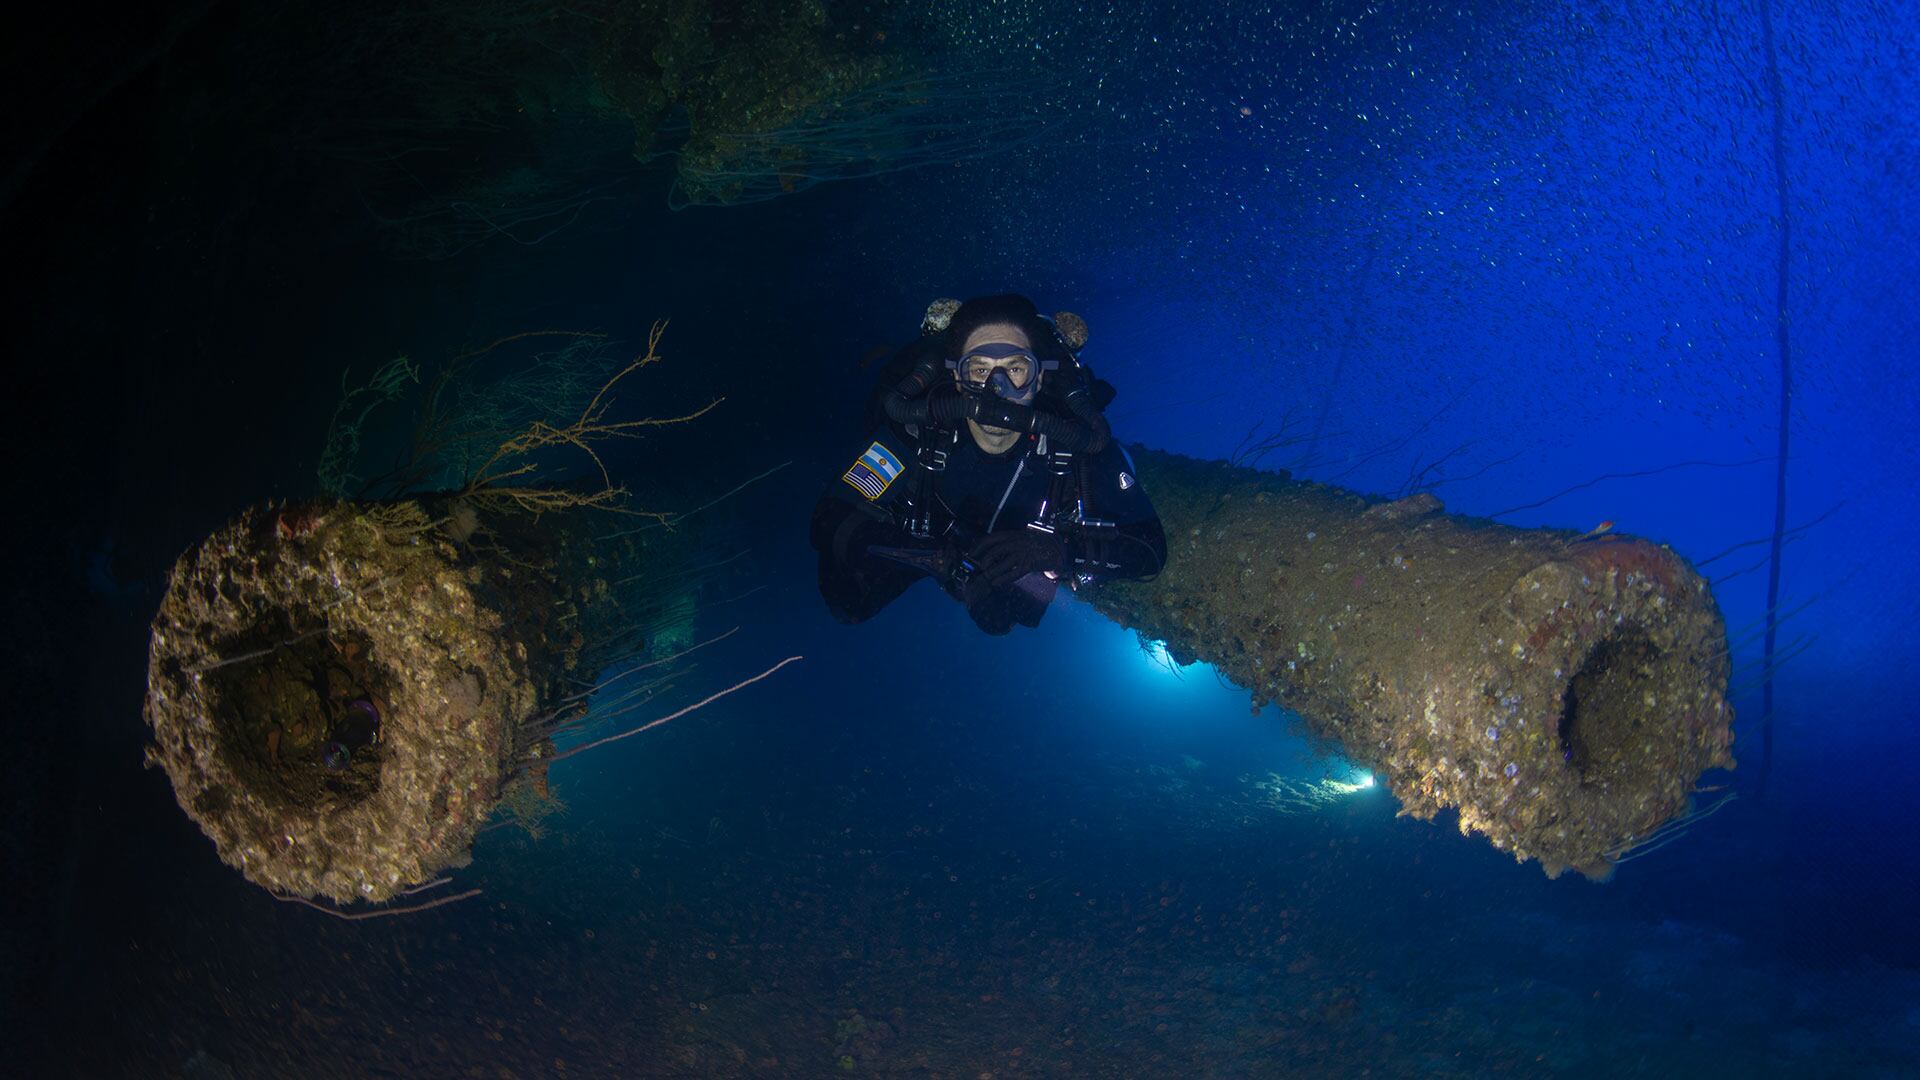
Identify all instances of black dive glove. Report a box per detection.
[969,529,1067,588]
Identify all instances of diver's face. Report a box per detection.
[957,324,1035,390]
[960,352,1035,390]
[957,323,1033,452]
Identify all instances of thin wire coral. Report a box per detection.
[458,321,722,518]
[331,322,718,520]
[407,331,619,494]
[334,329,609,501]
[319,356,421,498]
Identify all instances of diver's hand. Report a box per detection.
[969,529,1067,589]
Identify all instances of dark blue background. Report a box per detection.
[4,1,1914,1075]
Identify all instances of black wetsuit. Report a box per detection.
[810,418,1167,634]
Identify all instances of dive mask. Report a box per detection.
[952,342,1041,407]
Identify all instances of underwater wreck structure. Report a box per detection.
[142,326,772,907]
[143,500,662,905]
[1086,449,1735,879]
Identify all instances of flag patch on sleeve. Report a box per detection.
[842,441,905,500]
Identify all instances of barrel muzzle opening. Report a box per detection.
[1561,628,1677,787]
[201,620,391,816]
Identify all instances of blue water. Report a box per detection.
[5,1,1917,1076]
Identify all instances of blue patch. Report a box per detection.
[843,441,905,500]
[861,442,905,481]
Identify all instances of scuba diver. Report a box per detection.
[810,294,1167,635]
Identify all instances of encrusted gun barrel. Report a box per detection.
[1085,449,1735,879]
[142,499,668,904]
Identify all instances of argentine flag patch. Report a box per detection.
[842,441,905,500]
